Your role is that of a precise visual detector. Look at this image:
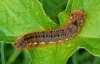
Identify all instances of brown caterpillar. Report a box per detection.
[14,10,85,50]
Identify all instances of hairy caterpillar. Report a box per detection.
[14,10,85,50]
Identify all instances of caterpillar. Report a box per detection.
[14,10,85,50]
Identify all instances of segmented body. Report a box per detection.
[14,10,85,50]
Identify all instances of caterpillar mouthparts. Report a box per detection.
[14,10,85,50]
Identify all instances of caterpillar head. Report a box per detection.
[70,10,85,26]
[71,10,85,18]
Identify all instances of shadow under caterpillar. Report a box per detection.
[14,10,85,50]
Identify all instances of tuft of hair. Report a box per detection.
[71,10,85,18]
